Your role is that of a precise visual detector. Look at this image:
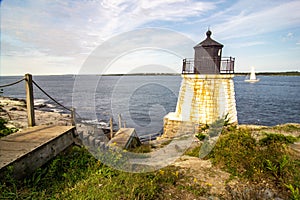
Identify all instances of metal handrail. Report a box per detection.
[182,57,235,74]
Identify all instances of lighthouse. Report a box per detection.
[163,30,238,137]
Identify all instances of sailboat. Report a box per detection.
[245,67,259,83]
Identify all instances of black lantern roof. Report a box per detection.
[194,30,223,48]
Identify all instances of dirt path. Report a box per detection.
[173,155,233,197]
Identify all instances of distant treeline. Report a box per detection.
[101,73,180,76]
[101,71,300,76]
[235,71,300,76]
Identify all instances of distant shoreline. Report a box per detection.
[1,71,299,77]
[101,71,300,76]
[234,71,300,76]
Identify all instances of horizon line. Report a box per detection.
[0,71,299,77]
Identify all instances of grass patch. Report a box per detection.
[274,124,300,132]
[128,143,152,153]
[160,139,172,146]
[185,145,201,157]
[0,145,209,199]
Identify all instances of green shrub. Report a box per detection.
[275,124,300,132]
[208,129,257,178]
[286,184,300,200]
[0,117,18,137]
[185,145,201,157]
[129,143,152,153]
[259,133,298,145]
[207,128,300,199]
[264,155,291,182]
[195,133,206,141]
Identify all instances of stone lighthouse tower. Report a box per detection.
[163,30,237,137]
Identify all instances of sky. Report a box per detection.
[1,0,300,75]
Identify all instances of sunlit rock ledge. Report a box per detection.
[0,96,72,130]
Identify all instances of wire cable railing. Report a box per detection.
[0,74,77,126]
[0,78,25,88]
[32,80,72,112]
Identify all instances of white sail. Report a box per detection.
[245,66,259,83]
[249,67,256,80]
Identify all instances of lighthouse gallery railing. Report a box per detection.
[182,57,235,74]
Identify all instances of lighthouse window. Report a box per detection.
[218,49,221,56]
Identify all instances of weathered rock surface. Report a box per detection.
[0,96,72,130]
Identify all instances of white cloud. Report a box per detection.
[287,32,294,38]
[1,0,216,55]
[105,49,183,74]
[1,0,300,75]
[228,41,265,48]
[213,1,300,40]
[282,32,294,41]
[1,0,217,75]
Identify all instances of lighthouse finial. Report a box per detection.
[206,27,212,38]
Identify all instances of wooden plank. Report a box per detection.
[108,128,141,149]
[114,128,135,136]
[0,125,75,170]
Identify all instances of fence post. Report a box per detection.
[110,117,113,139]
[25,74,35,127]
[71,107,76,126]
[118,114,122,129]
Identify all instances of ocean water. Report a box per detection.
[1,75,299,136]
